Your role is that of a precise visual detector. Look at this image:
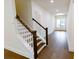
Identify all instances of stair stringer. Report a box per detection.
[5,34,34,59]
[17,34,34,59]
[37,33,46,54]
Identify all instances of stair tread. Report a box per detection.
[37,36,39,38]
[37,42,45,51]
[36,39,41,43]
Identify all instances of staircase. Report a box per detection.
[16,15,48,59]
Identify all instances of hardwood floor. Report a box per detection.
[38,31,74,59]
[4,31,74,59]
[4,49,29,59]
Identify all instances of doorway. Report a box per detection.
[55,15,66,31]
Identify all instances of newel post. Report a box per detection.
[46,28,48,45]
[32,31,37,59]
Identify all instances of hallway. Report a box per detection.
[38,31,73,59]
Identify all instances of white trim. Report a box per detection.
[37,44,46,54]
[37,41,43,46]
[5,46,34,59]
[69,48,74,52]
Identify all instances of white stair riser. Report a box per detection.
[37,44,46,54]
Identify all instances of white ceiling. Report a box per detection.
[33,0,70,15]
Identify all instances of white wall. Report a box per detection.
[15,0,33,29]
[66,0,74,52]
[4,0,33,58]
[32,1,55,35]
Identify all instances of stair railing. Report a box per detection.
[32,18,48,45]
[16,15,37,59]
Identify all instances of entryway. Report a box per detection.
[55,15,66,31]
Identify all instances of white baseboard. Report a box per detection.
[4,46,33,59]
[69,49,74,52]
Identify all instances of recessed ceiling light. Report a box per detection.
[50,0,54,3]
[56,13,65,16]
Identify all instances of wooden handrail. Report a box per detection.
[32,18,48,45]
[32,18,46,30]
[16,15,38,59]
[16,15,33,34]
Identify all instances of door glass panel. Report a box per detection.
[60,19,65,28]
[55,16,66,30]
[56,19,60,28]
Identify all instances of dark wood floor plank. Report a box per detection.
[38,31,74,59]
[4,49,29,59]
